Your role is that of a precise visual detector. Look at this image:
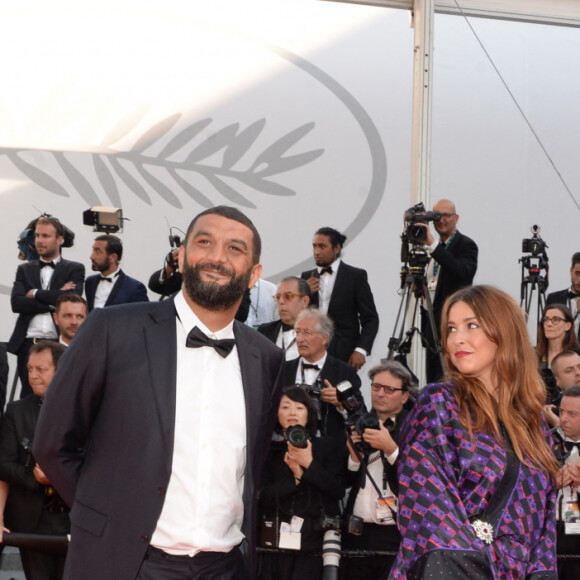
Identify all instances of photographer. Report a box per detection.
[418,199,478,383]
[552,386,580,579]
[341,362,414,580]
[258,386,347,580]
[148,247,182,297]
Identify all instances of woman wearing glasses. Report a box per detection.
[536,304,580,369]
[391,285,558,579]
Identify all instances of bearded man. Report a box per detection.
[34,206,284,580]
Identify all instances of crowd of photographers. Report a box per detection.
[0,202,579,580]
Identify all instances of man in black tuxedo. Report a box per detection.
[53,294,88,347]
[7,216,84,398]
[301,227,379,371]
[85,234,149,311]
[284,308,362,442]
[421,199,478,383]
[342,361,414,579]
[547,252,580,339]
[34,206,284,580]
[0,340,68,579]
[257,276,310,360]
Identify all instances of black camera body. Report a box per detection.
[336,381,380,455]
[404,202,442,244]
[522,225,547,256]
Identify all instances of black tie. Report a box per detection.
[186,326,235,358]
[302,363,319,370]
[569,291,579,299]
[320,267,333,276]
[564,441,580,453]
[281,322,294,332]
[100,276,112,282]
[39,261,55,269]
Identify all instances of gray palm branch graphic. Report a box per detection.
[2,108,325,209]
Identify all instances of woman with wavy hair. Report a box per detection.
[391,285,557,579]
[536,303,580,369]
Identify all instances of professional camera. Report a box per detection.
[320,517,342,580]
[403,202,442,244]
[285,425,309,448]
[522,225,547,256]
[336,381,380,455]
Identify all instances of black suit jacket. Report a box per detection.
[0,396,46,532]
[431,230,478,324]
[257,320,283,344]
[546,289,572,308]
[301,261,379,362]
[34,298,283,580]
[85,269,149,311]
[284,355,362,440]
[7,258,85,354]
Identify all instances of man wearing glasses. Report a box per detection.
[420,199,478,383]
[342,361,415,579]
[257,277,311,360]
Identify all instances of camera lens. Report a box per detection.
[286,425,309,448]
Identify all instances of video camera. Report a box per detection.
[522,225,547,257]
[403,202,442,244]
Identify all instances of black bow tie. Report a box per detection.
[186,326,235,358]
[564,441,580,453]
[100,276,112,282]
[302,362,320,371]
[320,267,333,275]
[281,322,294,332]
[39,261,55,269]
[569,291,580,299]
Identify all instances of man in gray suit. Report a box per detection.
[34,206,284,580]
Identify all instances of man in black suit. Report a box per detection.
[301,227,379,370]
[53,294,88,346]
[0,340,68,579]
[257,276,310,360]
[421,199,478,383]
[7,216,85,398]
[284,308,362,442]
[342,361,414,579]
[34,206,284,580]
[85,234,149,311]
[547,252,580,339]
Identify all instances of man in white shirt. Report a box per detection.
[342,361,414,579]
[34,206,284,580]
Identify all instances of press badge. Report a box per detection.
[279,521,301,550]
[564,500,580,535]
[377,493,397,521]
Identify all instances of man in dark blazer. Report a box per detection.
[7,215,84,398]
[284,308,362,442]
[85,234,149,311]
[34,206,284,580]
[421,199,478,382]
[0,340,68,579]
[301,227,379,370]
[257,276,310,360]
[547,252,580,339]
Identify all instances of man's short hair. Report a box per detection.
[562,385,580,398]
[184,206,261,265]
[315,227,347,250]
[279,276,312,301]
[55,293,88,314]
[29,340,66,368]
[551,350,580,377]
[368,360,415,394]
[295,308,334,343]
[572,253,580,268]
[95,234,123,261]
[36,215,65,238]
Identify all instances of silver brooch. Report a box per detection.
[472,519,494,544]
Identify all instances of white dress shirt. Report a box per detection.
[316,259,340,314]
[27,257,60,339]
[93,267,121,309]
[151,291,246,556]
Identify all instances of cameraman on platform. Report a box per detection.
[341,361,414,579]
[419,199,478,383]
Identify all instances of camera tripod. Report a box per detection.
[386,249,444,374]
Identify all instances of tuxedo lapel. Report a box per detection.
[327,262,346,314]
[105,270,126,306]
[143,299,178,464]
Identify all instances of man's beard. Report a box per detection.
[91,259,109,272]
[182,260,251,311]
